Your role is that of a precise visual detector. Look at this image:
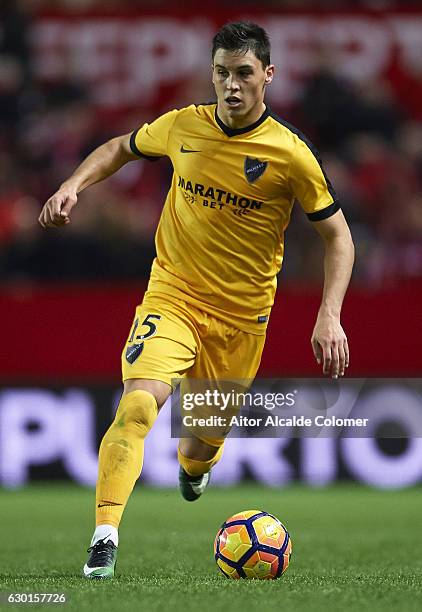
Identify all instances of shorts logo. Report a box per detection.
[244,157,268,183]
[125,343,144,364]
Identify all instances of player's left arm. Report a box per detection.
[311,209,355,378]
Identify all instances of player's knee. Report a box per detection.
[123,378,171,409]
[114,390,158,437]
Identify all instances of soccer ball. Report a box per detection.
[214,509,292,579]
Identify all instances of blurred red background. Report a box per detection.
[1,1,421,380]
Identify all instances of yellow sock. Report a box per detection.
[178,444,224,477]
[96,390,158,528]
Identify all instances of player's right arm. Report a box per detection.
[39,108,179,228]
[38,133,137,228]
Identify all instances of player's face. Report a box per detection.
[212,48,274,128]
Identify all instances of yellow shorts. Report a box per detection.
[121,292,266,444]
[122,291,265,385]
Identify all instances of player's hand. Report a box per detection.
[38,184,78,228]
[311,313,349,378]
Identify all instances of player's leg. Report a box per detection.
[178,436,224,501]
[84,297,199,578]
[178,319,266,500]
[94,379,171,530]
[85,378,170,579]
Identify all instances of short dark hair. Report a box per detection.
[212,22,271,69]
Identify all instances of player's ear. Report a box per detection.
[264,64,275,85]
[211,64,215,84]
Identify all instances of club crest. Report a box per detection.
[125,343,144,364]
[244,157,268,183]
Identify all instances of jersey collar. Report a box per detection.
[214,105,270,137]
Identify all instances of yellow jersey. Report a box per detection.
[130,103,339,335]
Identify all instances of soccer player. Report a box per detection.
[38,22,354,579]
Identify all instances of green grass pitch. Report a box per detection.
[0,484,421,611]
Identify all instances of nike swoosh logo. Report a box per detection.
[190,472,210,494]
[97,502,123,508]
[180,145,201,153]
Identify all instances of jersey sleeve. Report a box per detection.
[289,137,340,221]
[130,109,179,160]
